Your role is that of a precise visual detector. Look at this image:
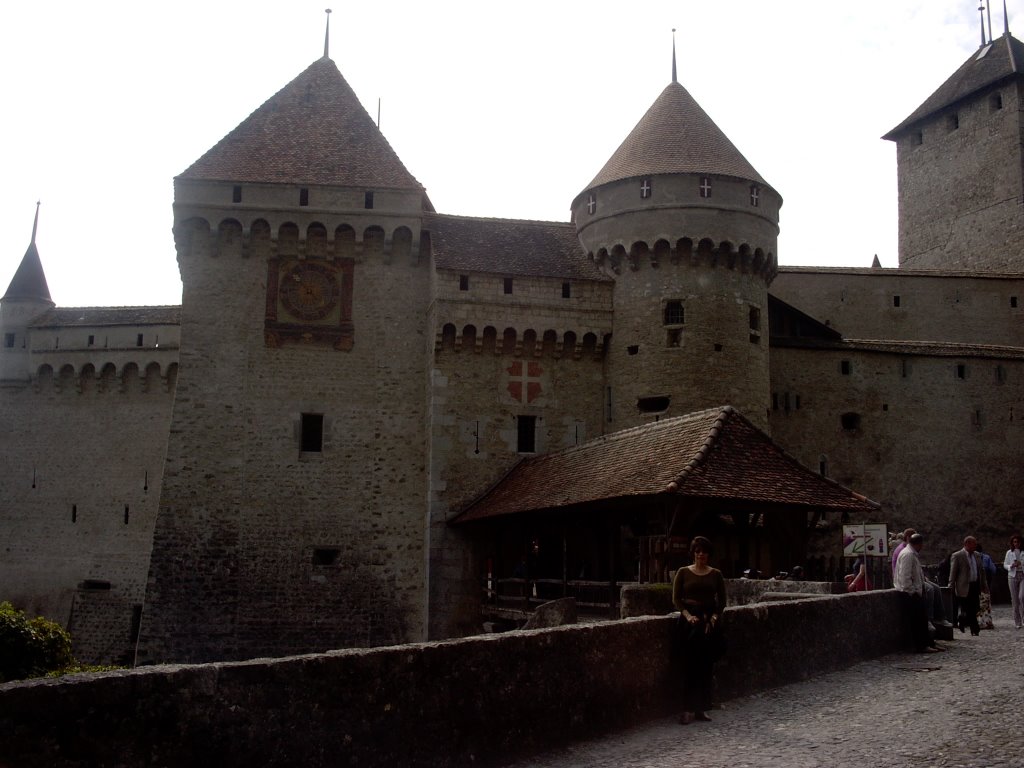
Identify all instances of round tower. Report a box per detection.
[572,73,781,431]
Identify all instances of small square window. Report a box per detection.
[503,278,513,295]
[664,300,684,325]
[991,92,1004,111]
[1011,296,1018,308]
[666,328,681,347]
[627,345,639,356]
[301,413,324,452]
[232,185,242,203]
[911,131,923,146]
[3,333,14,348]
[459,275,469,291]
[299,188,309,206]
[946,113,959,131]
[312,548,340,566]
[840,360,851,375]
[517,415,536,453]
[562,282,571,299]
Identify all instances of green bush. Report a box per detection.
[0,601,75,682]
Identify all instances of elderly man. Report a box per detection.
[949,535,989,636]
[895,533,942,653]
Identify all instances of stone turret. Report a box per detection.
[1,204,54,383]
[571,75,781,430]
[140,54,434,663]
[884,32,1024,271]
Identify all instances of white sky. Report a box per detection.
[0,1,1015,307]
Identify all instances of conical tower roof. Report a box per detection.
[884,33,1024,139]
[179,57,424,192]
[3,206,52,302]
[581,81,769,194]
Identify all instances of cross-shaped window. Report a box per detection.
[699,177,712,198]
[587,194,597,215]
[750,185,760,207]
[640,179,652,199]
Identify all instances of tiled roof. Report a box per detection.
[179,57,424,191]
[30,306,181,327]
[455,406,877,523]
[884,34,1024,139]
[428,214,609,281]
[3,241,51,302]
[580,81,770,195]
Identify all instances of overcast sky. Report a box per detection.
[1,1,1015,307]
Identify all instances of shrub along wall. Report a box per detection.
[0,591,911,768]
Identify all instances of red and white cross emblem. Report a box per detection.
[507,360,543,403]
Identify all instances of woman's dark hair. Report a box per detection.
[1011,534,1022,549]
[690,535,713,556]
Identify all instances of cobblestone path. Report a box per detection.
[504,604,1023,768]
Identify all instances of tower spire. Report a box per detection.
[671,28,677,84]
[30,201,40,244]
[1005,0,1011,36]
[980,2,988,46]
[987,0,994,44]
[324,8,332,58]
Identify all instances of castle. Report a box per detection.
[2,24,1022,665]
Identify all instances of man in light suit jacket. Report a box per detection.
[949,535,989,636]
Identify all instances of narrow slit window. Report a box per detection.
[364,191,374,209]
[1011,296,1018,308]
[299,188,309,206]
[840,360,852,376]
[136,334,144,347]
[3,333,14,348]
[503,277,513,295]
[991,92,1004,110]
[893,295,901,308]
[232,185,242,203]
[946,113,959,131]
[956,364,967,380]
[88,335,95,346]
[459,275,469,291]
[301,413,325,452]
[561,282,571,299]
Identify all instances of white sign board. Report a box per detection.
[842,524,889,558]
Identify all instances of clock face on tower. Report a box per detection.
[265,257,354,350]
[278,262,340,322]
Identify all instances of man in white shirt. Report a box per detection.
[895,534,941,653]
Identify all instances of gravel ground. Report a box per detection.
[503,603,1024,768]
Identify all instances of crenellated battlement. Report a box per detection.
[31,360,178,394]
[436,323,606,360]
[589,236,777,282]
[173,215,426,265]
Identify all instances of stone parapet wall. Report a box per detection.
[0,591,910,768]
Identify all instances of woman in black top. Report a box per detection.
[671,535,727,725]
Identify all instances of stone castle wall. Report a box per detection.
[769,343,1024,557]
[772,269,1024,346]
[428,271,610,637]
[895,80,1024,271]
[0,591,912,768]
[0,360,176,664]
[138,214,432,663]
